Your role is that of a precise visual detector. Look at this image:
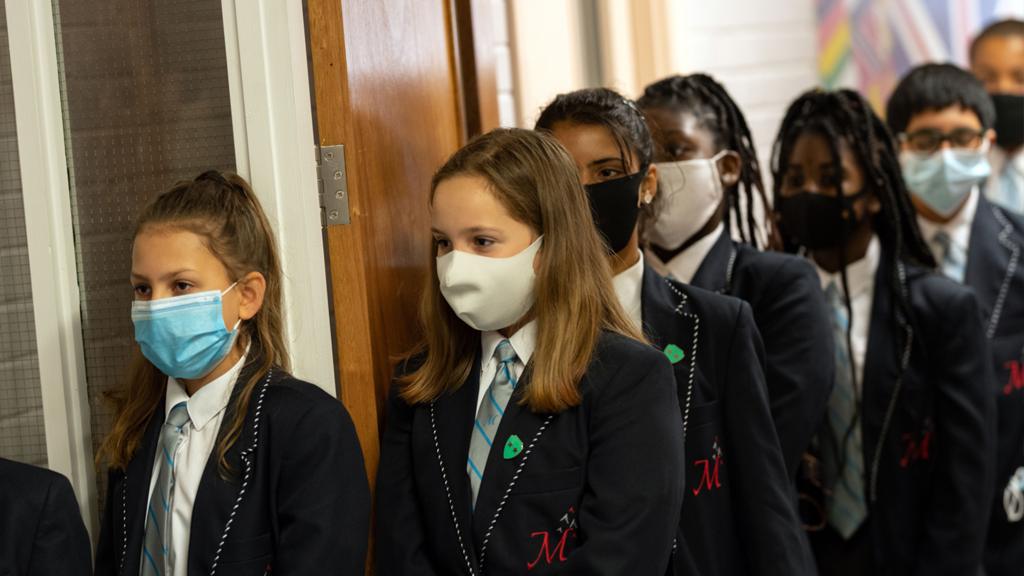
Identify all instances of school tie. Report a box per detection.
[932,230,966,284]
[467,339,518,508]
[141,401,190,576]
[822,282,868,539]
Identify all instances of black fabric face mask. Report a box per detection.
[991,93,1024,151]
[777,190,868,250]
[584,168,648,254]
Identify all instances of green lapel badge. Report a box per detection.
[664,344,685,365]
[504,434,524,460]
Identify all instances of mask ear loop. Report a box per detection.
[222,281,243,332]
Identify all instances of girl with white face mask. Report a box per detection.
[537,87,811,576]
[637,74,835,487]
[375,128,685,576]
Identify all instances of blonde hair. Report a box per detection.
[401,128,643,413]
[97,171,289,472]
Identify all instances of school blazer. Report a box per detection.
[966,196,1024,576]
[94,363,371,576]
[640,264,810,576]
[837,252,996,576]
[691,234,835,479]
[0,458,91,576]
[374,331,686,576]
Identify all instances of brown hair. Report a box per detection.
[96,171,289,472]
[400,128,643,413]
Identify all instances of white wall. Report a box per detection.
[507,0,590,127]
[664,0,817,173]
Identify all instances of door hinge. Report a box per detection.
[316,144,350,226]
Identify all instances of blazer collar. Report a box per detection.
[966,195,1022,337]
[690,230,735,294]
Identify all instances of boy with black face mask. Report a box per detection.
[888,62,1024,576]
[971,19,1024,215]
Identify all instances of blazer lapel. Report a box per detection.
[122,403,165,574]
[641,263,699,434]
[966,196,1021,337]
[430,353,482,566]
[690,231,734,294]
[470,367,552,523]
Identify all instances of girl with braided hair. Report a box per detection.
[537,87,809,576]
[638,74,835,484]
[771,88,995,576]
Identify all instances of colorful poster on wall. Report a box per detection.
[818,0,1024,113]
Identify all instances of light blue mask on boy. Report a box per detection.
[900,144,991,218]
[131,283,241,379]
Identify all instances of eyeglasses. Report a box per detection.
[900,127,986,153]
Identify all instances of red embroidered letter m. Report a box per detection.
[527,529,575,570]
[1004,360,1023,396]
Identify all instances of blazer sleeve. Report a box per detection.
[28,472,91,576]
[725,302,811,575]
[375,381,440,576]
[757,258,835,478]
[914,288,997,576]
[273,397,371,575]
[567,348,686,575]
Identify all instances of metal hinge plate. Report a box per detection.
[316,144,350,226]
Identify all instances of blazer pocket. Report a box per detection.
[687,400,719,429]
[216,531,273,565]
[511,467,583,495]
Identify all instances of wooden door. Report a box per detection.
[305,0,464,505]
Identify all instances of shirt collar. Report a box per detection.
[815,234,880,299]
[916,185,978,257]
[166,353,247,431]
[648,223,725,284]
[612,251,645,327]
[481,319,538,368]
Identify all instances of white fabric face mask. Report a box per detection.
[648,151,729,251]
[436,235,543,331]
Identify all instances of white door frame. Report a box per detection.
[222,0,336,394]
[6,0,98,536]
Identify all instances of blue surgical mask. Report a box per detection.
[132,283,241,379]
[900,143,991,217]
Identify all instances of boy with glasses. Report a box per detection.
[887,62,1024,576]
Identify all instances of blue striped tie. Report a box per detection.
[933,230,966,284]
[822,282,867,539]
[467,340,518,508]
[141,401,190,576]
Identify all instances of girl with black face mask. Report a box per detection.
[537,88,810,576]
[771,89,997,576]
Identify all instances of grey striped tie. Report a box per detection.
[822,282,867,539]
[141,401,190,576]
[467,340,518,507]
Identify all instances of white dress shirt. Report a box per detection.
[478,320,536,414]
[814,235,880,391]
[645,223,725,284]
[916,185,978,282]
[987,145,1024,214]
[612,251,646,331]
[147,354,246,576]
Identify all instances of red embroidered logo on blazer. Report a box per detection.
[692,436,724,496]
[1003,360,1023,396]
[526,506,577,570]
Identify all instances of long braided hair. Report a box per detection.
[637,73,780,249]
[771,88,936,508]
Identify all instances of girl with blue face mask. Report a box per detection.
[94,171,370,576]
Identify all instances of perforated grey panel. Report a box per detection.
[0,1,47,467]
[53,0,235,504]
